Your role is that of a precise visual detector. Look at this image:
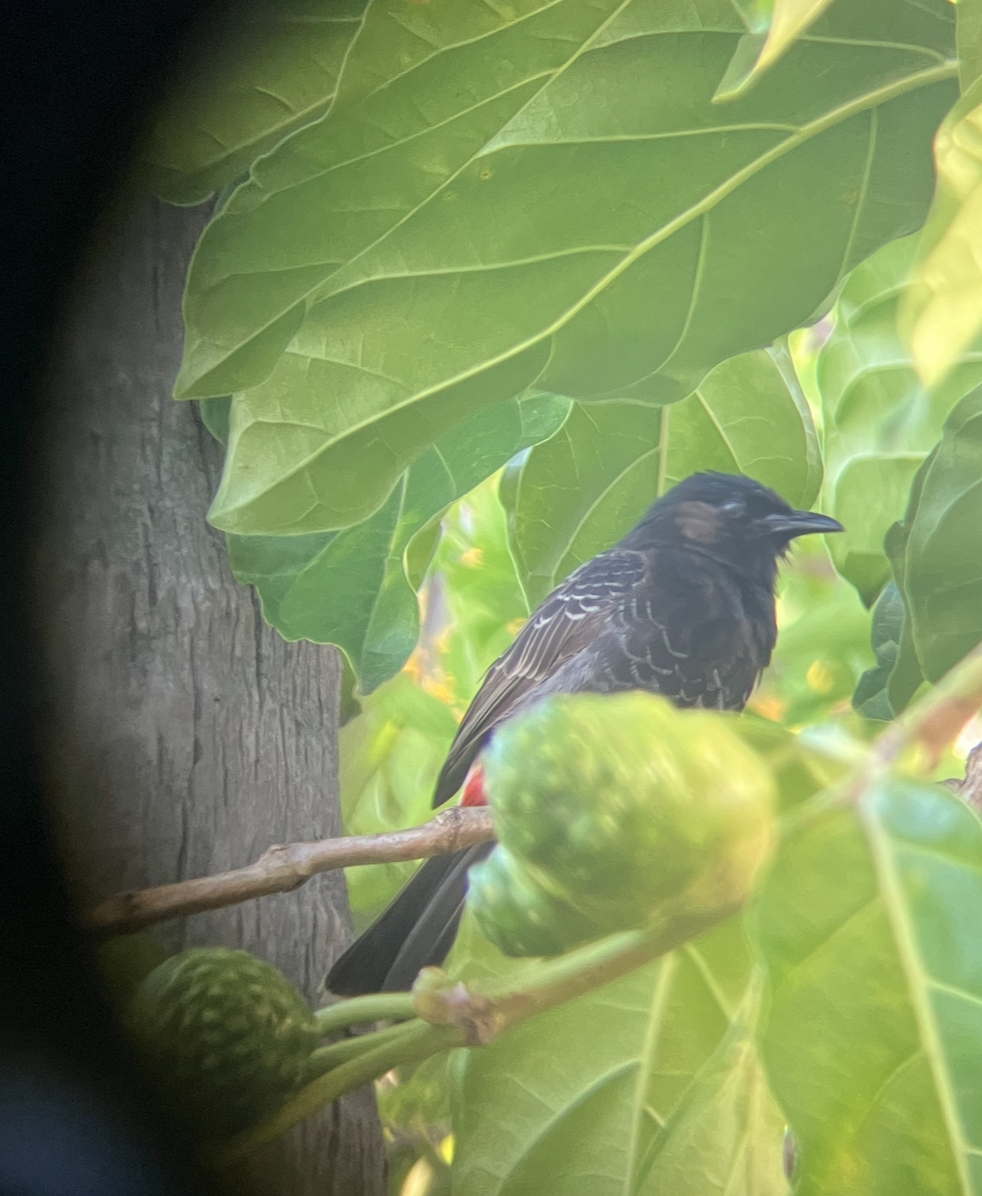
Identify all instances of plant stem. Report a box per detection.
[314,992,416,1035]
[206,1018,458,1169]
[304,1021,417,1081]
[872,643,982,777]
[487,901,743,1031]
[208,899,743,1167]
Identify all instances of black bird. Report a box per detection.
[327,472,842,995]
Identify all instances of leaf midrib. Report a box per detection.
[861,804,974,1195]
[622,952,679,1196]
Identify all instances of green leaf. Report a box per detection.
[509,347,821,605]
[901,77,982,390]
[225,392,569,690]
[198,396,231,445]
[890,386,982,684]
[824,454,927,604]
[634,975,787,1196]
[143,0,366,205]
[208,331,550,534]
[451,915,758,1196]
[817,235,982,604]
[509,400,661,607]
[852,581,906,720]
[882,468,932,715]
[755,778,982,1196]
[178,0,956,550]
[713,0,837,103]
[175,0,634,399]
[958,0,982,94]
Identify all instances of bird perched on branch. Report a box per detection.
[327,472,841,995]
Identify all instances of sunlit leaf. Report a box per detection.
[451,916,758,1196]
[751,542,875,727]
[634,975,787,1196]
[902,77,982,390]
[224,392,568,690]
[756,778,982,1196]
[817,236,982,603]
[432,480,532,711]
[509,347,821,605]
[142,0,366,205]
[182,0,955,544]
[889,386,982,686]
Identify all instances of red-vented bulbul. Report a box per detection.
[327,472,841,995]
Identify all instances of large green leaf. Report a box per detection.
[634,976,787,1196]
[817,236,982,604]
[755,778,982,1196]
[450,915,762,1196]
[184,0,955,539]
[226,391,568,690]
[176,0,633,399]
[207,337,548,533]
[142,0,367,205]
[509,347,821,606]
[890,386,982,686]
[901,77,982,390]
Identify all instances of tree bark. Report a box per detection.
[34,192,386,1196]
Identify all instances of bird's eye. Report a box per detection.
[720,499,745,518]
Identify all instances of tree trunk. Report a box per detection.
[34,192,386,1196]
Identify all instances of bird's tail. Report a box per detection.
[325,842,494,996]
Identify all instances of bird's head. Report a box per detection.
[625,472,842,567]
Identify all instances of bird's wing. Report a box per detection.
[432,549,647,806]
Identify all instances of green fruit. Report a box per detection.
[469,693,776,955]
[468,845,608,957]
[129,948,319,1138]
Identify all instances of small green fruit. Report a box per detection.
[129,948,318,1137]
[468,693,776,955]
[467,844,608,957]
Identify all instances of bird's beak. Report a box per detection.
[757,510,844,538]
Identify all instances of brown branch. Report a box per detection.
[83,807,495,936]
[945,741,982,815]
[871,643,982,775]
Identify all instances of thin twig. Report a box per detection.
[871,643,982,777]
[207,902,737,1168]
[83,807,495,935]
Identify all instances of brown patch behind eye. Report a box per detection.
[675,501,722,544]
